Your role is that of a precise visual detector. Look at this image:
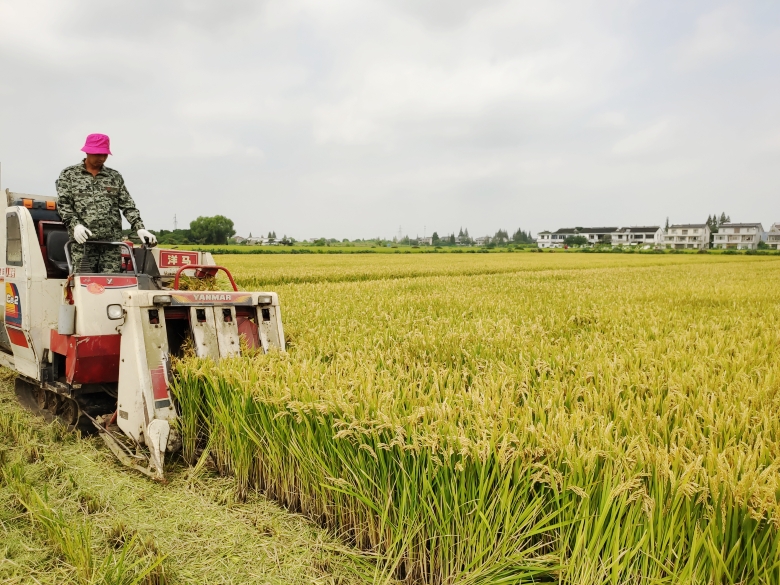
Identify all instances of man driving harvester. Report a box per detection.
[56,133,157,273]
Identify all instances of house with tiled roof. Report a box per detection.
[663,224,710,250]
[713,223,765,250]
[537,227,615,248]
[611,226,664,247]
[766,223,780,250]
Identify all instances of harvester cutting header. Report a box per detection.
[0,134,284,480]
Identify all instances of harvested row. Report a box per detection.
[175,256,780,584]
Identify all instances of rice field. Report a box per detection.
[177,253,780,584]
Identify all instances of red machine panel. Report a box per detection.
[6,326,28,347]
[50,330,121,384]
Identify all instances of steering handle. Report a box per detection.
[64,240,139,275]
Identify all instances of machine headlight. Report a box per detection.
[107,304,124,320]
[153,295,172,305]
[257,295,272,305]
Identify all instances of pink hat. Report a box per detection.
[81,133,112,155]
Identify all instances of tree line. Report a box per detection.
[428,227,534,247]
[151,215,237,245]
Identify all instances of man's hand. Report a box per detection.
[137,229,157,246]
[73,224,93,244]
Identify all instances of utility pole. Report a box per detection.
[173,214,178,230]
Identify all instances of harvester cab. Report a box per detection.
[0,189,284,480]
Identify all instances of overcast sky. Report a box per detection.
[0,1,777,239]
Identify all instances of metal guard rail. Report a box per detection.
[171,264,238,291]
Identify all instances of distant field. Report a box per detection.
[217,250,771,287]
[177,253,780,584]
[170,242,780,257]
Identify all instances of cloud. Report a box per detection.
[612,120,672,156]
[589,112,627,128]
[677,5,749,69]
[0,0,778,239]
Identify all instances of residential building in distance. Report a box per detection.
[663,224,710,250]
[536,231,553,247]
[537,227,615,248]
[611,226,664,247]
[474,236,491,246]
[712,223,765,250]
[537,228,574,248]
[417,237,433,246]
[767,223,780,250]
[578,227,619,246]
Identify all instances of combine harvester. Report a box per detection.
[0,188,284,480]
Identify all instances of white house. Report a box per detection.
[712,223,765,250]
[663,224,710,250]
[537,227,615,248]
[537,228,576,248]
[578,227,619,245]
[766,223,780,250]
[474,236,492,246]
[417,237,433,246]
[536,231,554,248]
[611,226,664,247]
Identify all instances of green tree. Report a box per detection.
[188,215,235,244]
[564,235,587,247]
[512,228,532,244]
[151,229,192,245]
[432,231,440,245]
[493,229,509,245]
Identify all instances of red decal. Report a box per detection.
[150,365,169,400]
[7,326,28,348]
[160,251,198,267]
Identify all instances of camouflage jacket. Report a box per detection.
[55,161,145,240]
